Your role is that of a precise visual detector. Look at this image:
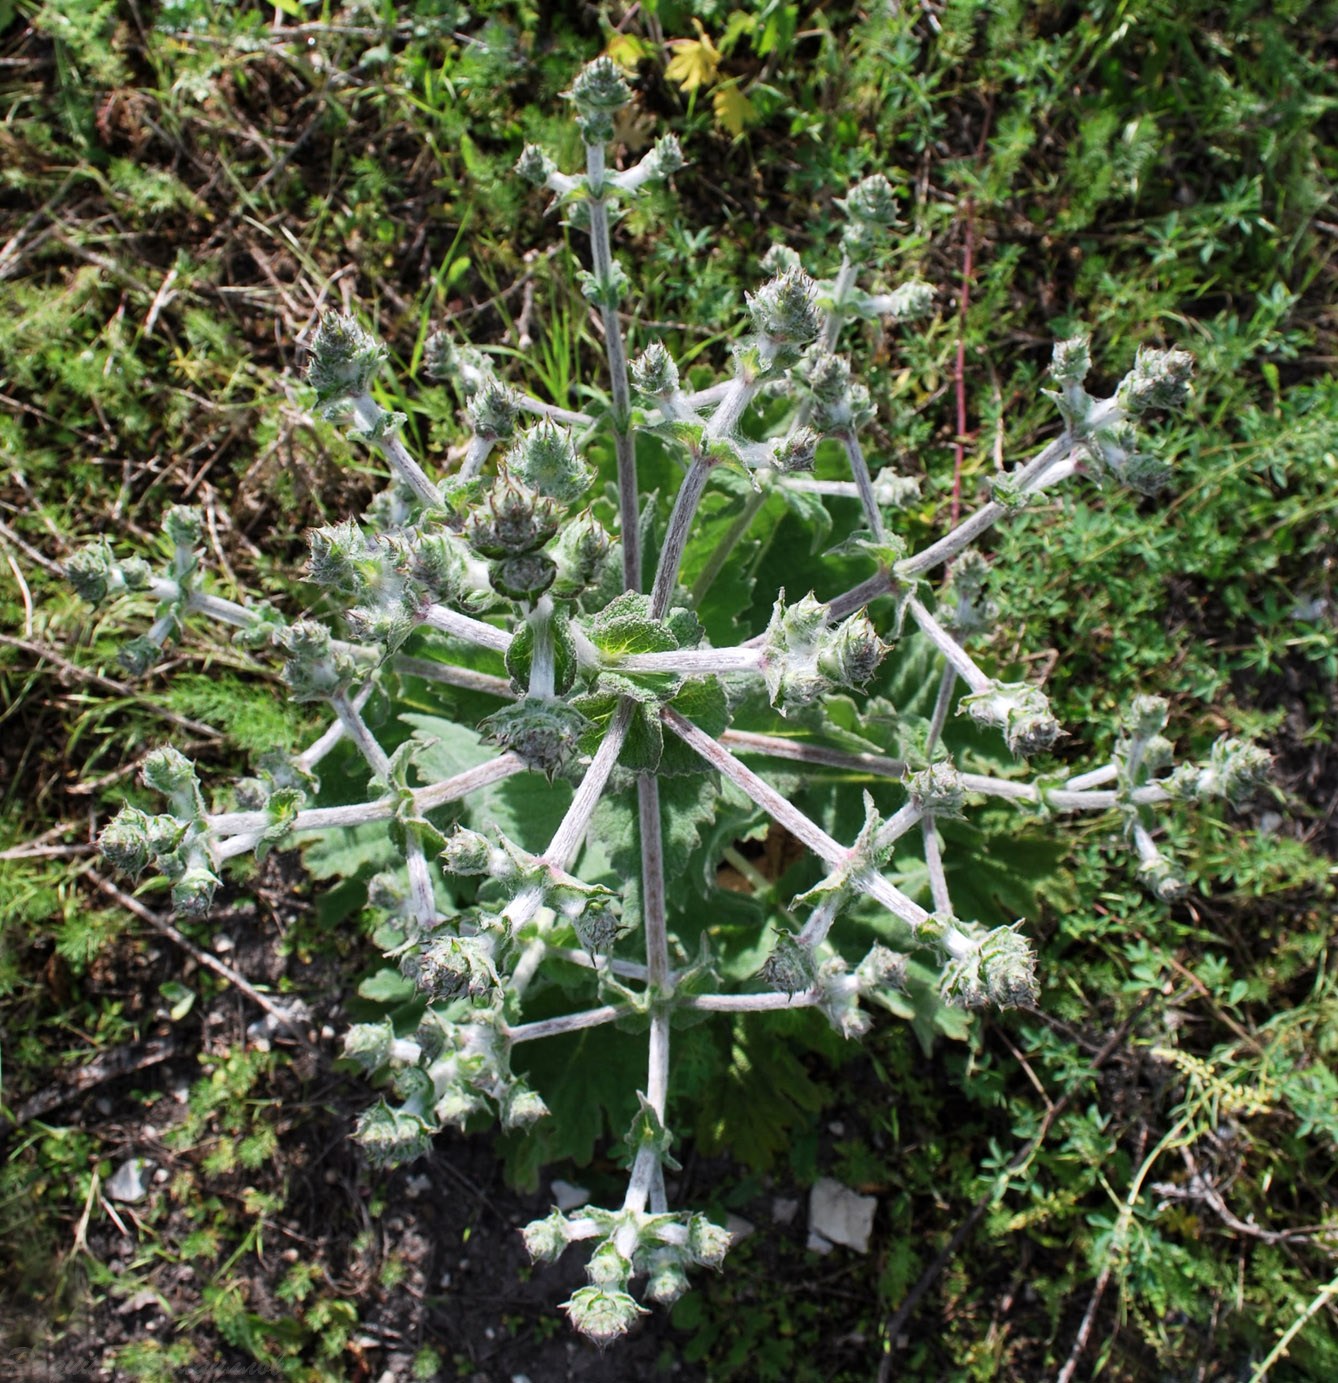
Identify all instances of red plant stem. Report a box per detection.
[950,198,975,527]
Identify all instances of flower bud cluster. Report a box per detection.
[1169,737,1272,805]
[568,56,631,145]
[630,342,680,400]
[837,173,900,263]
[276,619,374,701]
[813,945,909,1038]
[960,681,1061,758]
[521,1201,732,1343]
[1118,346,1196,418]
[478,698,590,779]
[424,332,496,395]
[907,761,966,818]
[801,351,875,435]
[943,551,996,636]
[761,592,887,713]
[306,313,385,415]
[741,269,822,378]
[65,541,153,608]
[940,923,1039,1008]
[351,1002,548,1167]
[99,749,219,916]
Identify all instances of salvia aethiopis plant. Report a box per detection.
[70,58,1269,1342]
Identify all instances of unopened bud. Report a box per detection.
[163,506,203,549]
[746,269,820,345]
[99,806,153,879]
[631,343,680,398]
[506,421,590,503]
[1118,346,1195,417]
[515,144,557,186]
[466,382,520,441]
[818,610,886,689]
[307,314,385,406]
[142,746,197,796]
[171,864,219,917]
[562,1286,646,1345]
[1051,335,1092,388]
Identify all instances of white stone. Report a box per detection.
[808,1176,877,1254]
[106,1158,151,1204]
[550,1178,591,1211]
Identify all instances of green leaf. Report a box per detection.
[160,980,196,1021]
[357,968,417,1004]
[585,591,679,659]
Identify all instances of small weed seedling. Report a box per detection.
[69,59,1268,1341]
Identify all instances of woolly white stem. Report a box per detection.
[350,393,442,509]
[420,603,512,653]
[906,597,992,695]
[506,1005,627,1044]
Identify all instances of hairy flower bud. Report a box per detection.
[440,826,498,876]
[550,510,612,598]
[66,542,116,606]
[467,478,559,558]
[342,1019,397,1073]
[506,421,590,504]
[759,243,802,277]
[489,552,558,601]
[907,762,965,818]
[839,173,900,261]
[630,342,680,398]
[1118,346,1195,417]
[162,505,203,549]
[769,426,818,473]
[171,864,220,917]
[1196,737,1272,804]
[397,529,470,604]
[515,143,557,187]
[142,746,197,797]
[760,931,817,996]
[746,268,821,346]
[1123,694,1170,740]
[118,634,165,677]
[502,1086,549,1129]
[642,133,684,181]
[863,280,935,321]
[978,925,1039,1007]
[961,682,1062,758]
[424,332,494,394]
[944,550,995,635]
[1051,335,1092,388]
[643,1247,690,1305]
[479,699,588,779]
[587,1241,633,1289]
[306,313,385,407]
[99,805,153,879]
[1139,852,1191,903]
[685,1214,732,1269]
[569,57,632,144]
[562,1286,646,1345]
[817,610,886,689]
[354,1100,434,1168]
[307,519,370,596]
[401,934,499,1000]
[466,382,520,442]
[840,173,899,228]
[522,1209,572,1263]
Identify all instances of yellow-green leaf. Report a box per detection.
[605,32,655,72]
[665,20,721,93]
[713,83,756,137]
